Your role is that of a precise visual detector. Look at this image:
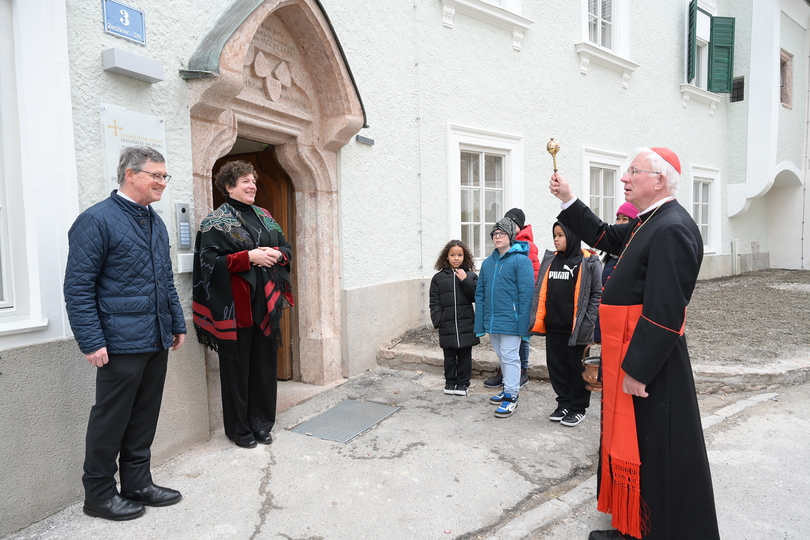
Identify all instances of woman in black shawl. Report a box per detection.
[193,161,293,449]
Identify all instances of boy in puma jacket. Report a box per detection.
[529,222,601,427]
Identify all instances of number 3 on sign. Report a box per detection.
[119,9,130,26]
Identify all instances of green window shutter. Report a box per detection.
[687,0,698,83]
[708,16,735,93]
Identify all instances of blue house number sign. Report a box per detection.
[103,0,146,45]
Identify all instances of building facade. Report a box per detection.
[1,0,808,534]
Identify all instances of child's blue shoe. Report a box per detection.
[494,394,518,418]
[489,391,506,405]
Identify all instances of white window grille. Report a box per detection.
[589,166,617,222]
[588,0,614,50]
[449,124,524,262]
[690,165,721,252]
[460,150,505,259]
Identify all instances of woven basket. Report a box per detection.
[581,342,602,392]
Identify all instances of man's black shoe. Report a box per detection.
[588,530,628,540]
[121,483,182,507]
[83,494,145,521]
[255,430,273,444]
[234,437,257,449]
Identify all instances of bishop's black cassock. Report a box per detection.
[559,198,720,540]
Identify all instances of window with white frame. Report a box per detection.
[0,132,9,309]
[694,37,709,89]
[589,166,618,222]
[581,148,627,229]
[0,0,56,337]
[441,0,533,51]
[687,0,735,93]
[575,0,636,88]
[690,166,720,252]
[693,179,710,240]
[780,49,793,108]
[0,1,15,310]
[460,150,505,259]
[588,0,613,50]
[449,125,524,261]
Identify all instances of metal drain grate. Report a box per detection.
[290,400,399,443]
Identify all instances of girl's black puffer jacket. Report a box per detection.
[429,267,480,349]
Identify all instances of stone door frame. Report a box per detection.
[183,0,364,385]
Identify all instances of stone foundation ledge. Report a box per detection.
[377,340,549,381]
[377,341,810,395]
[693,358,810,393]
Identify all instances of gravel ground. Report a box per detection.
[687,268,810,366]
[403,268,810,368]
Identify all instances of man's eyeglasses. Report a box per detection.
[625,167,660,177]
[138,169,172,183]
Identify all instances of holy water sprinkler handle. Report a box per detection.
[547,138,560,172]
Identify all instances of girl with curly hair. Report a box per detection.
[429,240,479,396]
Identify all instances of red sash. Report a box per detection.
[598,303,649,539]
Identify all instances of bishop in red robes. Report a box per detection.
[550,147,720,540]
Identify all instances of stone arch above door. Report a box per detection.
[183,0,364,384]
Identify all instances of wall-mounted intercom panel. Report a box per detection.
[175,203,192,250]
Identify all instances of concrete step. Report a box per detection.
[377,328,550,381]
[376,326,810,394]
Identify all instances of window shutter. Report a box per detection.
[708,16,735,93]
[687,0,697,83]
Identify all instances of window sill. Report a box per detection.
[680,84,722,116]
[0,317,49,336]
[574,42,638,89]
[441,0,534,51]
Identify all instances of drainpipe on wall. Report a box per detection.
[802,160,807,269]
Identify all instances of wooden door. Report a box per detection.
[212,146,295,380]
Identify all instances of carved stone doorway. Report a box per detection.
[183,0,364,397]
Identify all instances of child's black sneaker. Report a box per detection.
[444,383,455,395]
[453,385,469,397]
[549,406,569,421]
[561,411,586,427]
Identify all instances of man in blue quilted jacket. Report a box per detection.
[64,146,186,521]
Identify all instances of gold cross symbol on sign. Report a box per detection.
[107,119,124,136]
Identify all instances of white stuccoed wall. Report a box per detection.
[326,0,804,372]
[2,0,809,533]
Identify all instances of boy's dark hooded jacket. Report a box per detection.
[529,222,602,346]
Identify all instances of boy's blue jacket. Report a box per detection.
[474,240,535,336]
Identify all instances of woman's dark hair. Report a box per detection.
[434,240,475,271]
[214,160,257,196]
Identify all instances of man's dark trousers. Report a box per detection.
[83,349,169,502]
